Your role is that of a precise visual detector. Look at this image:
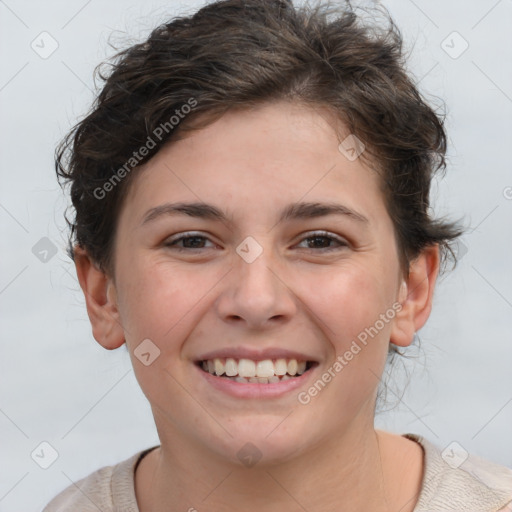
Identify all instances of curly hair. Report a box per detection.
[55,0,464,282]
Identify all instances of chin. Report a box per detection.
[208,419,311,468]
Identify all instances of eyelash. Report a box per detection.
[164,231,349,253]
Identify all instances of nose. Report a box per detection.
[214,245,297,330]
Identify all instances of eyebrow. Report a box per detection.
[140,201,369,227]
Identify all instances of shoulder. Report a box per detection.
[403,433,512,512]
[41,446,158,512]
[42,463,118,512]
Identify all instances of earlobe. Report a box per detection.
[390,244,440,347]
[73,245,126,350]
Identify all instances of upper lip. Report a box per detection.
[195,347,319,362]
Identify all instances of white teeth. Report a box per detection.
[256,360,275,378]
[225,358,237,376]
[238,359,256,378]
[287,359,298,376]
[274,359,288,376]
[200,357,313,380]
[214,358,225,376]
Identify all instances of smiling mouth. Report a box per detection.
[196,357,317,384]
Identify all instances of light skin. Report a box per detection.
[74,100,439,512]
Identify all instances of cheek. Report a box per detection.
[302,270,394,421]
[116,263,207,407]
[312,263,395,346]
[116,261,205,347]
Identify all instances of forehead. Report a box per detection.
[119,101,387,228]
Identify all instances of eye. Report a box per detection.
[164,232,216,251]
[295,231,349,252]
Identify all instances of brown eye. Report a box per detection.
[164,232,215,251]
[296,231,348,252]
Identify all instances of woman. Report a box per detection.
[43,0,512,510]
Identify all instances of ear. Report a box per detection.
[73,245,126,350]
[390,244,440,347]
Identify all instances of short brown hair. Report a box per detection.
[55,0,464,280]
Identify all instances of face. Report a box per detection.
[94,101,416,466]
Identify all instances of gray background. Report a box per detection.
[1,0,511,510]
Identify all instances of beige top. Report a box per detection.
[42,433,512,512]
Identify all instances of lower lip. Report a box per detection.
[195,363,317,399]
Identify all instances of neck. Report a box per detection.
[137,415,403,512]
